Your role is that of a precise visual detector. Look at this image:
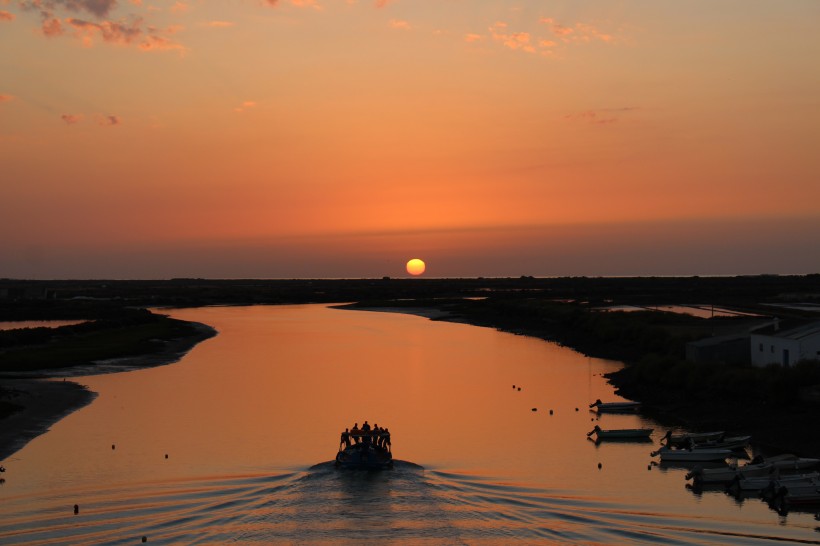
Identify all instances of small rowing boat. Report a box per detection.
[587,425,653,440]
[588,399,641,413]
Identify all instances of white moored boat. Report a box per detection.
[663,430,724,448]
[651,445,731,462]
[685,454,820,487]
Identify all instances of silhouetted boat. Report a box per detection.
[686,454,820,487]
[587,425,653,440]
[663,430,725,447]
[651,445,731,462]
[588,399,641,413]
[335,431,393,469]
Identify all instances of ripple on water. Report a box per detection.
[1,464,819,544]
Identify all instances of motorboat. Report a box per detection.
[763,477,820,511]
[651,445,731,462]
[587,425,653,440]
[335,430,393,469]
[663,430,725,448]
[588,399,641,413]
[727,471,820,494]
[690,435,751,451]
[686,454,820,487]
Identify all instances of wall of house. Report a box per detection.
[750,334,801,367]
[799,334,820,362]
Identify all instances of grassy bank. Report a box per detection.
[0,309,210,373]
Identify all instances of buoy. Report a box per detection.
[165,454,168,459]
[647,464,652,470]
[0,478,5,484]
[517,387,521,391]
[0,465,5,472]
[575,407,579,412]
[142,536,148,543]
[74,504,79,515]
[112,444,115,450]
[512,385,516,389]
[549,409,553,415]
[597,462,602,470]
[531,408,537,412]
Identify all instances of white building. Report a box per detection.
[750,321,820,367]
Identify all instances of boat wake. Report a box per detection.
[1,464,818,544]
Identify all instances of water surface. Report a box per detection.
[1,305,817,544]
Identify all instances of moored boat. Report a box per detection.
[587,425,653,440]
[651,445,731,462]
[686,454,820,487]
[588,399,641,413]
[663,430,725,448]
[727,471,820,494]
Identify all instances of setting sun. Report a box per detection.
[406,258,426,276]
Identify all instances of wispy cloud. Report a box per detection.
[565,107,639,125]
[16,0,186,52]
[234,100,257,113]
[375,0,392,7]
[388,18,408,30]
[0,94,14,103]
[97,114,120,125]
[266,0,323,9]
[61,113,82,124]
[540,17,614,44]
[204,20,234,28]
[0,9,14,21]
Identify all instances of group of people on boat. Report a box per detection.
[340,421,391,452]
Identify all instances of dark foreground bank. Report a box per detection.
[0,317,216,461]
[0,380,96,461]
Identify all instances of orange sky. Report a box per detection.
[1,0,819,278]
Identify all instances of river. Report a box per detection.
[0,305,817,544]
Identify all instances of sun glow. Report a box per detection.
[406,258,426,276]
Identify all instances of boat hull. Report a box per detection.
[335,444,393,470]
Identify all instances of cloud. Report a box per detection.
[204,20,234,28]
[16,0,186,52]
[64,16,186,52]
[98,114,120,125]
[266,0,322,8]
[170,1,188,14]
[234,100,257,113]
[0,94,14,103]
[375,0,392,7]
[565,107,638,125]
[20,0,118,19]
[388,18,408,30]
[61,113,82,124]
[464,33,482,43]
[489,22,535,53]
[0,9,14,20]
[540,17,614,44]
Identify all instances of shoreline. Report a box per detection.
[349,304,820,458]
[0,379,96,461]
[0,320,216,462]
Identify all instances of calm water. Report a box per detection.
[1,305,817,544]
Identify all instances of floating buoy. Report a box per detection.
[647,464,652,470]
[0,465,5,472]
[517,387,521,391]
[531,408,537,412]
[512,385,516,389]
[597,462,602,470]
[142,536,148,543]
[165,454,168,459]
[74,504,79,515]
[0,478,5,484]
[575,407,579,412]
[549,409,553,415]
[112,444,115,450]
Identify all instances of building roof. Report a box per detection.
[752,320,820,341]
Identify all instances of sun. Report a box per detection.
[406,258,426,276]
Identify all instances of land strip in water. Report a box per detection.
[1,276,819,460]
